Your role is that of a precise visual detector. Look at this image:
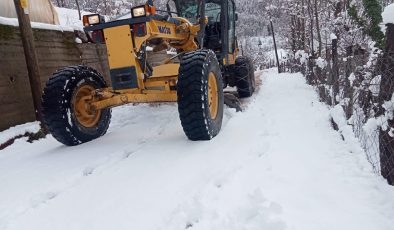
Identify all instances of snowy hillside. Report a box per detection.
[1,70,393,230]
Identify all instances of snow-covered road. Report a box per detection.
[1,69,394,230]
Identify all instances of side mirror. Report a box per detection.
[235,13,238,21]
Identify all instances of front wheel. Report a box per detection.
[177,50,224,141]
[42,66,111,146]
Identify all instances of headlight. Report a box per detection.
[132,6,146,18]
[83,14,103,26]
[88,15,100,25]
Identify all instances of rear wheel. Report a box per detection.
[235,56,256,98]
[177,50,224,140]
[42,66,111,146]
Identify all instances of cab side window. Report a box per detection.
[228,1,235,53]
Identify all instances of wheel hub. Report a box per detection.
[208,72,219,119]
[72,85,101,128]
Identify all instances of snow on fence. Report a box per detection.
[285,23,394,185]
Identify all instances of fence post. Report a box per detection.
[344,46,354,119]
[387,23,394,53]
[270,19,281,73]
[379,23,394,185]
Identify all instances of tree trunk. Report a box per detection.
[291,15,297,54]
[386,23,394,53]
[314,0,322,56]
[307,0,314,55]
[300,0,306,50]
[332,38,339,105]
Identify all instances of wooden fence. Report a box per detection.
[0,24,110,131]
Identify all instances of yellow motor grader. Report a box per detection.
[42,0,256,146]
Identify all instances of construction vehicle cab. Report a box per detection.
[175,0,238,65]
[41,0,256,146]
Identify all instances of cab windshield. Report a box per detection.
[176,0,221,24]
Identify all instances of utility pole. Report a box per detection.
[13,0,46,132]
[270,19,281,73]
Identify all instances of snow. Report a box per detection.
[1,70,394,230]
[369,75,382,96]
[264,49,289,63]
[0,122,40,144]
[55,7,86,31]
[295,50,309,64]
[316,57,327,69]
[365,92,394,137]
[348,73,356,86]
[0,7,91,31]
[382,4,394,25]
[330,33,337,40]
[381,4,394,33]
[0,15,74,32]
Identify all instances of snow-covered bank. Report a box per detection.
[0,122,40,146]
[0,69,393,230]
[0,7,89,31]
[0,16,75,32]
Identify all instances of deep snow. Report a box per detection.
[1,69,394,230]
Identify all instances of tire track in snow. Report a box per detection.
[158,78,288,230]
[0,73,263,230]
[1,95,244,229]
[159,138,286,230]
[0,104,179,229]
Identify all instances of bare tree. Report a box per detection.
[314,0,322,56]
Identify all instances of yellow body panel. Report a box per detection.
[104,25,136,69]
[149,20,185,40]
[151,64,179,78]
[133,19,199,52]
[104,25,144,88]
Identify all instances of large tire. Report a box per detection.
[177,50,224,141]
[235,56,256,98]
[42,66,111,146]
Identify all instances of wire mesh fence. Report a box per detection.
[283,24,394,185]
